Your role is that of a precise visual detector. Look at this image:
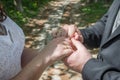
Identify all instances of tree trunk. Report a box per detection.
[14,0,23,12]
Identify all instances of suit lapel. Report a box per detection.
[109,25,120,40]
[101,25,120,47]
[101,0,120,47]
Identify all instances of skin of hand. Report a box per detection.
[63,38,92,73]
[12,37,73,80]
[52,25,84,43]
[42,37,74,65]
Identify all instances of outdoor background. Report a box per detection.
[1,0,113,80]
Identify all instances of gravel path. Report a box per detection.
[25,0,82,50]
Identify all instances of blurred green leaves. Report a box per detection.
[80,2,111,24]
[0,0,53,27]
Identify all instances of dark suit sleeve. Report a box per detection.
[80,13,108,48]
[82,58,120,80]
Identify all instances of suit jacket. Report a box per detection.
[80,0,120,80]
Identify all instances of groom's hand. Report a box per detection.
[63,38,92,72]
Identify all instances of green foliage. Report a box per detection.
[40,0,51,5]
[79,2,111,26]
[0,0,53,28]
[81,0,113,3]
[1,0,111,29]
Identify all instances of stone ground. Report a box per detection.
[24,0,97,80]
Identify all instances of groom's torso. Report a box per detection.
[98,0,120,69]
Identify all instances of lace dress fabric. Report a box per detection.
[0,17,25,80]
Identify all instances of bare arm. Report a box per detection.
[21,48,39,68]
[12,49,51,80]
[11,37,73,80]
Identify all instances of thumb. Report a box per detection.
[71,38,83,50]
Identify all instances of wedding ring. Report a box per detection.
[64,46,68,49]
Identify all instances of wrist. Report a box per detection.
[40,49,53,67]
[80,57,92,72]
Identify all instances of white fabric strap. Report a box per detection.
[112,9,120,33]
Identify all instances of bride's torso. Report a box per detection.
[0,17,25,80]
